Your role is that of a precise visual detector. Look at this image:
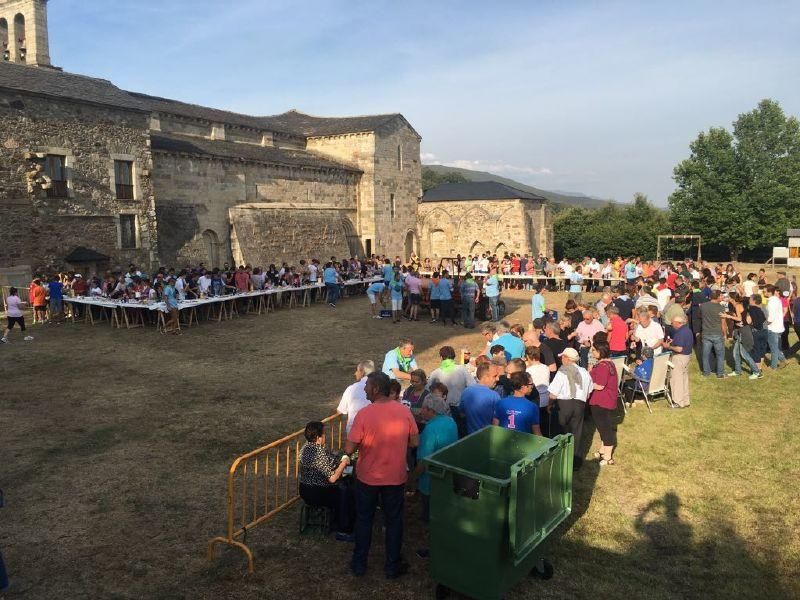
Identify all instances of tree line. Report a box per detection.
[424,99,800,261]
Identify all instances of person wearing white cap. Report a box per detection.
[548,346,592,469]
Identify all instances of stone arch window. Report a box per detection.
[202,229,220,268]
[495,243,508,256]
[469,240,485,256]
[13,13,24,62]
[0,19,8,61]
[341,218,362,257]
[430,229,448,258]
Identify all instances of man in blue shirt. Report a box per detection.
[410,395,458,523]
[568,266,584,304]
[664,313,694,408]
[47,275,64,321]
[323,262,340,307]
[484,268,501,322]
[382,259,395,284]
[459,363,501,435]
[382,339,418,386]
[459,274,480,329]
[492,372,541,435]
[366,281,386,318]
[437,272,456,326]
[531,285,546,322]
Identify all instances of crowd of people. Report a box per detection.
[293,253,798,579]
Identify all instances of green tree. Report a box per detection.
[669,99,800,260]
[421,167,469,191]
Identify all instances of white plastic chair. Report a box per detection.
[624,351,674,414]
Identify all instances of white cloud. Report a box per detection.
[420,152,438,162]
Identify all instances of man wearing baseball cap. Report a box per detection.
[548,346,593,469]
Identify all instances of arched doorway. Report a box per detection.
[202,229,220,268]
[404,230,418,262]
[495,243,508,256]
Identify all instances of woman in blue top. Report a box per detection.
[429,272,442,323]
[389,273,404,323]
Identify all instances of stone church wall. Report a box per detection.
[417,199,552,259]
[151,152,359,267]
[0,90,156,273]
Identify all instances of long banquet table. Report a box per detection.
[63,277,383,332]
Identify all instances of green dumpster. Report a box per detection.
[423,426,573,600]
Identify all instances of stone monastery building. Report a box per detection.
[0,0,550,278]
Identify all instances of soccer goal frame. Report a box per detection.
[656,235,702,262]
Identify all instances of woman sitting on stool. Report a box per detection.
[299,421,354,541]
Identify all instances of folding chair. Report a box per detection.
[624,352,674,414]
[610,355,628,415]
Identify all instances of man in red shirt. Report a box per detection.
[345,372,419,579]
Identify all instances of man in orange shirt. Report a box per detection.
[30,279,48,324]
[345,372,419,579]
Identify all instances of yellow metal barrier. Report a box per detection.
[207,412,346,572]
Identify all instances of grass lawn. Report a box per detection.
[1,288,798,599]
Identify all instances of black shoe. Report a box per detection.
[335,532,355,542]
[415,548,430,559]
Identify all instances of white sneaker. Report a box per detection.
[0,337,7,343]
[372,315,382,319]
[24,336,34,341]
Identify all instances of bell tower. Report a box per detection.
[0,0,51,67]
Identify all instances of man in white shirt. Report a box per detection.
[337,360,375,432]
[548,347,592,467]
[633,307,665,356]
[308,260,319,283]
[655,279,672,311]
[764,285,787,369]
[198,272,212,295]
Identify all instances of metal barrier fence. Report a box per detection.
[207,412,346,572]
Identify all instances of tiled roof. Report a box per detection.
[149,133,361,172]
[0,63,411,140]
[422,181,547,202]
[0,61,147,111]
[259,110,405,137]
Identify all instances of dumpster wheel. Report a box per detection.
[529,557,554,580]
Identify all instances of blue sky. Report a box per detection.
[49,0,800,205]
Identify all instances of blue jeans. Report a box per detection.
[352,481,404,576]
[702,334,725,376]
[767,331,786,369]
[325,282,339,305]
[733,336,760,375]
[487,295,499,322]
[751,328,768,363]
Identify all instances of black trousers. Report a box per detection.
[591,405,616,446]
[557,398,585,457]
[440,299,456,324]
[299,481,354,533]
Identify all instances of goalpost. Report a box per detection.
[656,235,702,262]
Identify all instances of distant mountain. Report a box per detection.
[423,164,617,209]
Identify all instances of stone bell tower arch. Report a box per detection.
[0,0,52,67]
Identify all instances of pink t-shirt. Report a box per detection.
[405,275,422,295]
[234,271,250,291]
[6,295,24,318]
[575,319,605,345]
[348,400,419,486]
[608,315,628,352]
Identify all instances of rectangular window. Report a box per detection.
[397,145,403,171]
[45,154,68,198]
[390,193,396,220]
[120,214,137,249]
[366,239,372,257]
[114,160,134,199]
